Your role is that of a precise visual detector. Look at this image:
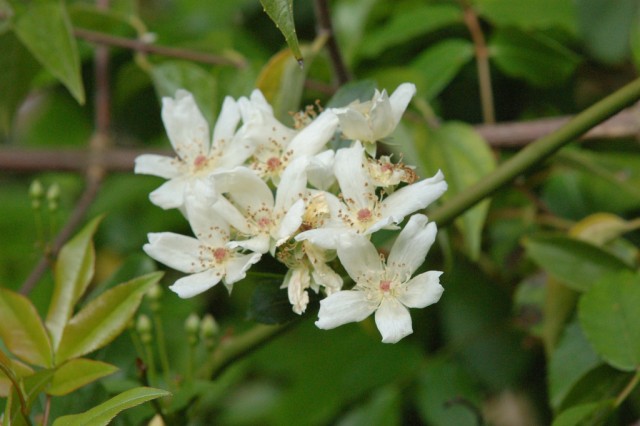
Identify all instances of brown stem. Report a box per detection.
[73,28,247,68]
[462,2,495,124]
[3,105,639,173]
[313,0,351,85]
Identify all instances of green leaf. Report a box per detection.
[579,270,640,371]
[0,288,53,368]
[150,60,217,125]
[337,385,401,426]
[417,122,496,260]
[51,386,170,426]
[68,4,137,38]
[412,39,474,100]
[259,0,302,63]
[523,235,633,292]
[552,399,614,426]
[576,0,639,64]
[548,322,601,409]
[47,216,102,350]
[55,272,163,363]
[490,28,581,87]
[326,79,376,108]
[0,32,40,136]
[476,0,577,33]
[13,0,85,103]
[414,357,482,426]
[248,280,300,325]
[0,352,33,397]
[49,358,118,396]
[360,4,462,59]
[5,369,56,426]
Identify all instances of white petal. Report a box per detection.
[315,290,375,329]
[387,214,436,277]
[398,271,444,309]
[162,90,210,159]
[212,96,241,148]
[334,142,374,209]
[389,83,416,126]
[288,110,339,158]
[295,227,343,250]
[310,262,343,294]
[336,233,383,282]
[368,90,395,140]
[334,106,374,141]
[379,170,447,223]
[149,177,188,209]
[143,232,206,273]
[169,269,222,298]
[274,156,309,214]
[275,198,305,245]
[185,196,230,247]
[214,167,273,213]
[134,154,180,179]
[211,196,252,235]
[284,267,311,315]
[307,150,336,190]
[224,252,262,285]
[375,298,413,343]
[227,235,270,254]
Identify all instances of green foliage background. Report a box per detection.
[2,0,640,424]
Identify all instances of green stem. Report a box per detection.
[152,312,172,386]
[198,322,293,379]
[614,368,640,407]
[429,77,640,227]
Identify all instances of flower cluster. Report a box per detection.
[137,83,447,343]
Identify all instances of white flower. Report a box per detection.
[211,157,310,254]
[239,90,338,183]
[143,197,261,298]
[295,141,447,249]
[135,90,254,209]
[315,214,443,343]
[332,83,416,146]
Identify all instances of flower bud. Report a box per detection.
[46,183,60,212]
[29,180,44,209]
[136,314,153,343]
[185,313,200,345]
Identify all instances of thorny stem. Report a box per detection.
[313,0,351,85]
[198,322,294,379]
[429,77,640,228]
[461,1,495,124]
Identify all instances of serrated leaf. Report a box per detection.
[49,358,118,396]
[0,288,53,368]
[417,122,495,260]
[0,32,40,136]
[51,386,170,426]
[360,4,462,59]
[13,0,85,103]
[579,270,640,371]
[47,216,102,350]
[490,28,581,87]
[55,272,163,363]
[150,60,217,124]
[548,323,601,409]
[259,0,302,63]
[524,235,633,292]
[412,39,474,100]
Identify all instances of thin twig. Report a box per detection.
[461,1,495,124]
[313,0,351,85]
[3,105,640,173]
[73,28,247,68]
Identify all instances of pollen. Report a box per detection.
[266,156,282,171]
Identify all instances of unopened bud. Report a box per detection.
[185,313,200,345]
[46,183,60,212]
[147,283,163,311]
[136,314,153,343]
[200,314,219,350]
[29,180,44,209]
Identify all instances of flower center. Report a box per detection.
[257,216,272,229]
[193,154,207,170]
[357,208,372,222]
[213,248,228,263]
[379,280,392,292]
[266,157,281,171]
